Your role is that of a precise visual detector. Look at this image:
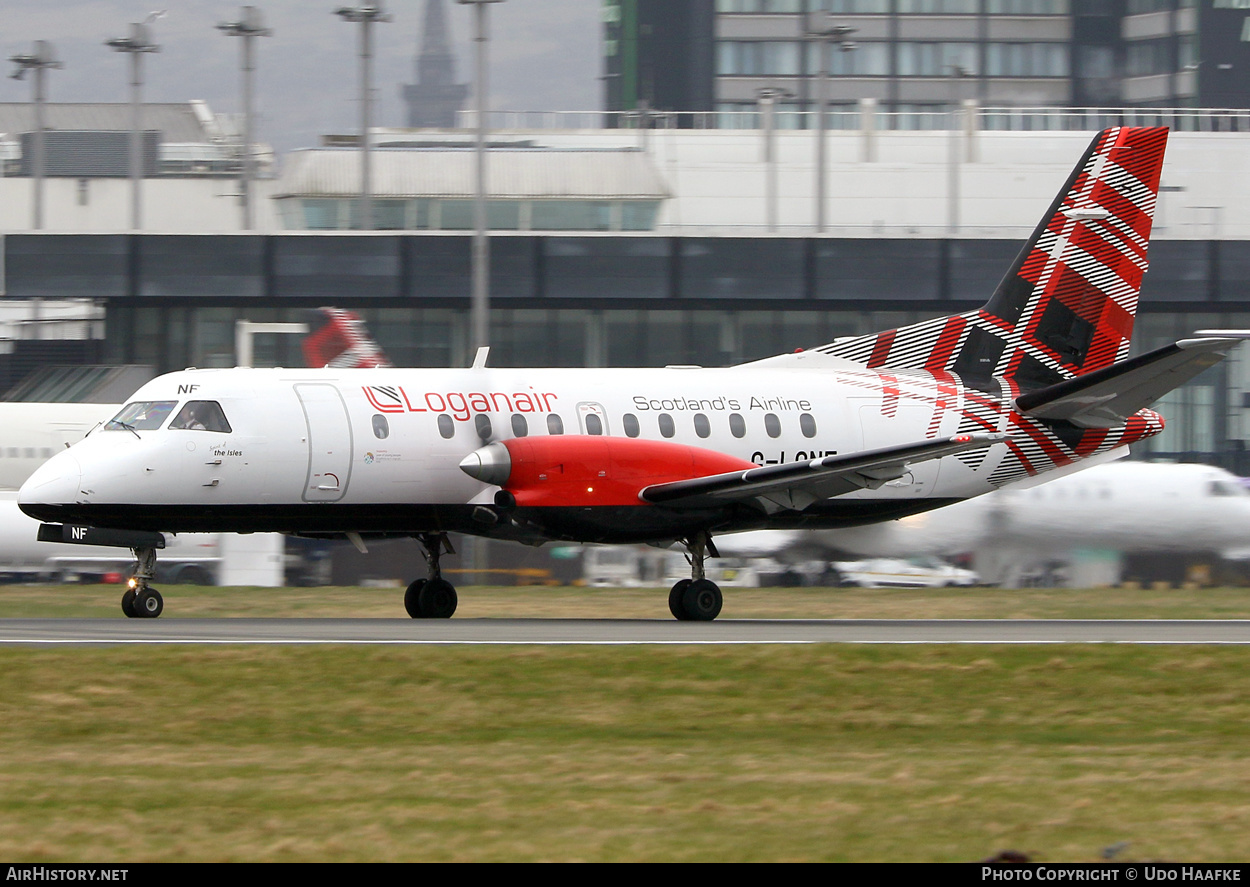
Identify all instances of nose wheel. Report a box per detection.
[668,532,723,621]
[404,533,458,619]
[122,546,164,618]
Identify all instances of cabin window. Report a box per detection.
[585,414,604,435]
[800,413,817,438]
[729,413,746,438]
[437,414,455,439]
[694,413,711,438]
[511,414,529,437]
[658,413,675,438]
[372,414,390,439]
[764,413,781,438]
[623,413,641,438]
[107,400,177,431]
[475,414,493,441]
[547,414,564,435]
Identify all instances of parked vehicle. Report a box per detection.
[831,556,980,588]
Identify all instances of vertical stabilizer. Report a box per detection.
[809,127,1168,391]
[301,307,392,368]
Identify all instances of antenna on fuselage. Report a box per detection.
[472,346,490,369]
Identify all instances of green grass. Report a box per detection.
[3,581,1250,620]
[2,643,1250,861]
[4,586,1250,861]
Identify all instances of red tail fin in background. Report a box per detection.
[301,308,392,369]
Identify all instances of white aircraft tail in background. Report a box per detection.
[719,461,1250,589]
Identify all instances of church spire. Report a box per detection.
[402,0,469,127]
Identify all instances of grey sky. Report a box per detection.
[0,1,603,153]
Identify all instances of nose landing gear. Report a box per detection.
[668,532,723,622]
[122,546,164,619]
[404,532,458,619]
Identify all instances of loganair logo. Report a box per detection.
[364,452,375,464]
[362,385,559,422]
[363,385,405,413]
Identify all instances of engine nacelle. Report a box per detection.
[459,436,757,507]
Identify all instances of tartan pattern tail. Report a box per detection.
[815,126,1168,391]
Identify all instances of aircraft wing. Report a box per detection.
[1015,332,1250,429]
[638,432,1008,513]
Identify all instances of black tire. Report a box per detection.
[403,579,427,619]
[668,579,692,620]
[681,578,723,622]
[133,587,163,619]
[418,578,458,619]
[121,588,137,619]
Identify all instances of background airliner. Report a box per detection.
[18,126,1250,621]
[719,460,1250,588]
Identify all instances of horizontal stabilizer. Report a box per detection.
[1014,332,1250,428]
[640,433,1008,512]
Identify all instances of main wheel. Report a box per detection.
[668,579,692,620]
[403,579,427,619]
[417,578,458,619]
[133,587,164,619]
[121,588,137,618]
[681,578,722,622]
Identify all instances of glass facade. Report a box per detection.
[277,197,662,233]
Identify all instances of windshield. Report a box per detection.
[106,401,177,431]
[169,401,232,433]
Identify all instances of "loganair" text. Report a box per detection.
[363,386,558,421]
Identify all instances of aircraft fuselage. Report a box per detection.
[18,363,1160,545]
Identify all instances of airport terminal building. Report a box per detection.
[1,101,1250,473]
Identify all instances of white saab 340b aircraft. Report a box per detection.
[17,126,1250,620]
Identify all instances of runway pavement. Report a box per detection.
[3,617,1250,645]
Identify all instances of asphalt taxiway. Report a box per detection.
[3,618,1250,645]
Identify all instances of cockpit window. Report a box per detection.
[106,401,177,431]
[1208,480,1246,498]
[169,401,232,433]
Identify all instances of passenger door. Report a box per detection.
[295,383,353,502]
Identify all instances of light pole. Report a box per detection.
[756,87,792,233]
[805,16,855,233]
[335,3,392,231]
[458,0,504,353]
[8,41,63,231]
[948,64,969,237]
[106,15,161,231]
[218,7,272,231]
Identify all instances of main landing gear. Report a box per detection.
[121,545,163,619]
[668,531,723,622]
[404,532,458,619]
